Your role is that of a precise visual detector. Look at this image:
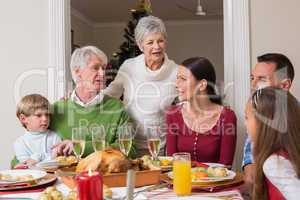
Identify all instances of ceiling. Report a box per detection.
[71,0,223,23]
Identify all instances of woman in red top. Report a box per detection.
[245,87,300,200]
[166,57,237,167]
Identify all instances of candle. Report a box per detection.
[126,169,136,200]
[76,169,103,200]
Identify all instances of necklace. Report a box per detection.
[182,103,223,134]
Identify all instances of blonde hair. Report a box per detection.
[16,94,51,128]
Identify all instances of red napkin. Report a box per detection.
[0,188,45,195]
[0,182,31,188]
[192,181,244,192]
[14,164,29,169]
[192,161,209,168]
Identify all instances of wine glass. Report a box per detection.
[147,124,161,161]
[118,125,134,157]
[91,125,106,152]
[72,127,86,161]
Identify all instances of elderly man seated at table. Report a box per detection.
[50,46,134,157]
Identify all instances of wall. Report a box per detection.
[0,0,49,169]
[73,18,224,82]
[71,14,94,47]
[250,0,300,99]
[93,24,125,61]
[166,20,224,81]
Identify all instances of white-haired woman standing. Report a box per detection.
[105,16,178,156]
[51,46,132,157]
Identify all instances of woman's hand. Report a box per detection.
[15,159,38,168]
[51,140,74,157]
[243,163,255,184]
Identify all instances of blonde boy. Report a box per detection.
[14,94,62,165]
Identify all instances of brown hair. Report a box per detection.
[257,53,295,82]
[251,87,300,200]
[181,57,222,105]
[16,94,51,128]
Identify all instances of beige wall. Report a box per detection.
[251,0,300,99]
[0,0,49,169]
[93,24,125,60]
[166,21,224,81]
[73,18,224,82]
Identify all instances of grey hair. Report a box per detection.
[70,46,108,82]
[134,15,167,51]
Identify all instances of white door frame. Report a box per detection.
[48,0,71,102]
[223,0,251,168]
[48,0,251,169]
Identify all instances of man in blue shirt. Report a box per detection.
[243,53,295,184]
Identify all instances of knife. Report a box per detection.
[0,198,34,200]
[132,183,169,197]
[55,171,78,177]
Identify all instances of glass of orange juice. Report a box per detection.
[173,152,192,196]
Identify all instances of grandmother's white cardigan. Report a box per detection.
[105,54,178,156]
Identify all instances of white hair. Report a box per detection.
[134,15,167,51]
[70,46,108,82]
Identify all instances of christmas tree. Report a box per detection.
[106,0,152,85]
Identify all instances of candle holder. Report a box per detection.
[76,170,103,200]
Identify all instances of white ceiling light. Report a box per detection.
[176,0,223,17]
[195,0,206,16]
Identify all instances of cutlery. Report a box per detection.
[55,171,78,177]
[0,198,34,200]
[121,183,169,200]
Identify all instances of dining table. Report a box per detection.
[0,175,248,200]
[0,159,249,200]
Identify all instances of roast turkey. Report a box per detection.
[76,149,131,174]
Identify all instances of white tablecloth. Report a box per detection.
[0,179,148,200]
[0,179,243,200]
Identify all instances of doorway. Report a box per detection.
[48,0,250,170]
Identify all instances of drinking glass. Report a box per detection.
[118,125,134,157]
[147,124,161,160]
[173,152,192,196]
[91,125,106,152]
[72,127,86,160]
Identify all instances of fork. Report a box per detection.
[120,183,169,200]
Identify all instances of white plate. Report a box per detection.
[203,163,225,168]
[168,168,236,183]
[36,160,67,169]
[0,169,47,184]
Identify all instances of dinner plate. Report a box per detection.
[0,174,56,191]
[202,163,225,168]
[0,169,47,185]
[167,168,236,183]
